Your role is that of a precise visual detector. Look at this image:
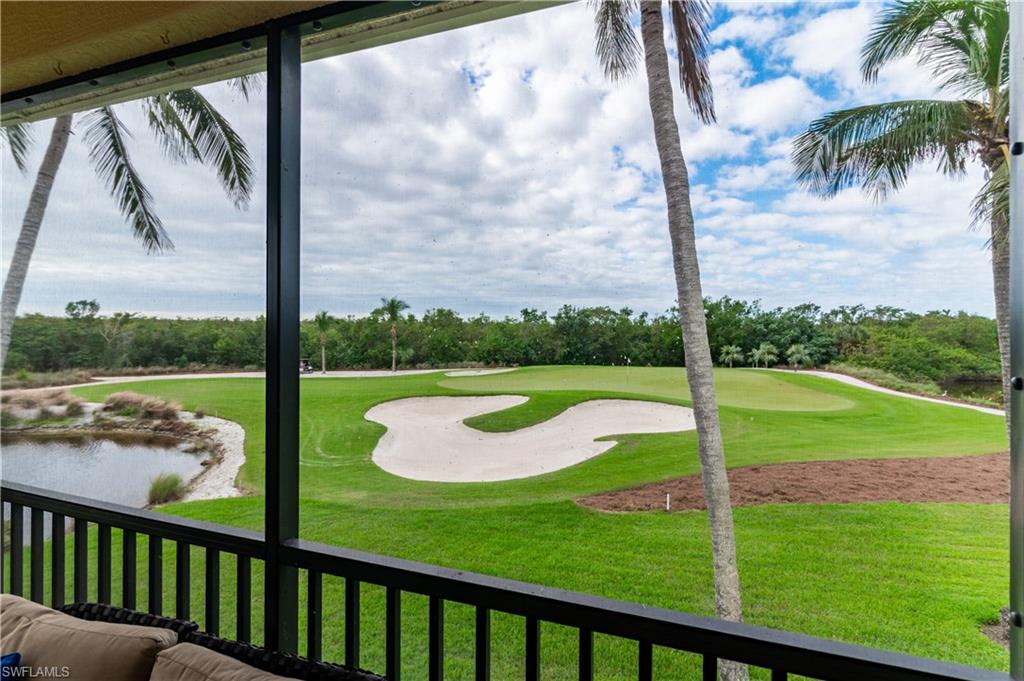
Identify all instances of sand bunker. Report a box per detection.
[366,396,695,482]
[578,453,1009,511]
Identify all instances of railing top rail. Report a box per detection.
[1,481,265,558]
[284,538,1009,681]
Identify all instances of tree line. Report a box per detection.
[4,297,999,385]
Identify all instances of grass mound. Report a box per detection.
[148,473,185,505]
[104,391,181,420]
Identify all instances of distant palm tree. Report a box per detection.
[0,82,255,370]
[592,3,746,677]
[313,310,332,374]
[380,297,409,372]
[750,342,778,369]
[718,344,744,368]
[786,343,812,370]
[793,0,1011,430]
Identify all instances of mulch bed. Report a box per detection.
[578,453,1009,512]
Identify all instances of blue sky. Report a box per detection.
[1,1,995,319]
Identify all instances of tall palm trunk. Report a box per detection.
[990,211,1011,435]
[1,115,73,371]
[320,337,327,374]
[639,6,746,681]
[391,323,398,372]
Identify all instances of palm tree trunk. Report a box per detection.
[639,6,746,681]
[1,114,73,371]
[991,211,1011,436]
[321,340,326,375]
[391,323,398,372]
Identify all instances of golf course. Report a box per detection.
[16,366,1005,678]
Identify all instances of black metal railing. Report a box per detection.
[0,481,1008,681]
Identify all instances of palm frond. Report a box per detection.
[668,0,715,124]
[861,0,1007,94]
[229,75,264,101]
[83,107,172,253]
[591,0,641,82]
[792,99,974,200]
[1,122,34,172]
[970,155,1008,245]
[166,88,254,208]
[143,94,203,164]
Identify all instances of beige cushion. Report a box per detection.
[0,594,177,681]
[150,643,293,681]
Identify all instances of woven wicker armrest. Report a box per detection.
[58,602,199,642]
[184,631,386,681]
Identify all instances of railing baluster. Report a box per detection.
[236,555,251,641]
[51,513,65,607]
[344,578,360,667]
[30,508,43,603]
[205,548,220,636]
[525,617,540,681]
[1,503,7,593]
[176,541,190,620]
[578,628,593,681]
[306,570,322,660]
[10,503,24,597]
[148,535,162,614]
[122,530,137,609]
[429,596,444,681]
[97,524,111,603]
[703,655,717,681]
[475,606,490,681]
[771,670,787,681]
[386,586,401,681]
[74,518,88,602]
[638,641,652,681]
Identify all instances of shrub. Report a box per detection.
[64,398,85,417]
[0,409,21,428]
[103,392,180,420]
[193,408,206,419]
[148,473,185,505]
[35,406,56,421]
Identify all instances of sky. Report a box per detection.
[0,1,997,320]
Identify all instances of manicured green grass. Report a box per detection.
[61,366,1009,674]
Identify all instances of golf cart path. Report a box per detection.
[772,369,1003,416]
[366,395,696,482]
[41,368,515,390]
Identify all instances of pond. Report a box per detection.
[1,432,206,508]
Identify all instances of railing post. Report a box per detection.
[264,18,301,654]
[1010,3,1024,678]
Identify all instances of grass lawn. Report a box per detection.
[54,366,1011,676]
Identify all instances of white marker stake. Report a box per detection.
[666,493,670,511]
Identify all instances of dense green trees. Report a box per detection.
[4,298,1000,388]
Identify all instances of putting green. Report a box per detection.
[65,365,1010,675]
[441,365,856,411]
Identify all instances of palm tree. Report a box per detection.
[786,343,812,370]
[750,342,778,369]
[313,310,332,374]
[792,0,1012,431]
[718,344,744,368]
[380,297,409,372]
[592,3,746,677]
[0,84,255,370]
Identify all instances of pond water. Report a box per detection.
[1,432,206,508]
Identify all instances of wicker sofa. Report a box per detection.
[0,595,384,681]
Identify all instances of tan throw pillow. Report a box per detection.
[0,594,177,681]
[150,643,293,681]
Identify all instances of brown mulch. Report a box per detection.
[578,453,1010,512]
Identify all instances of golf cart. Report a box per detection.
[299,358,315,374]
